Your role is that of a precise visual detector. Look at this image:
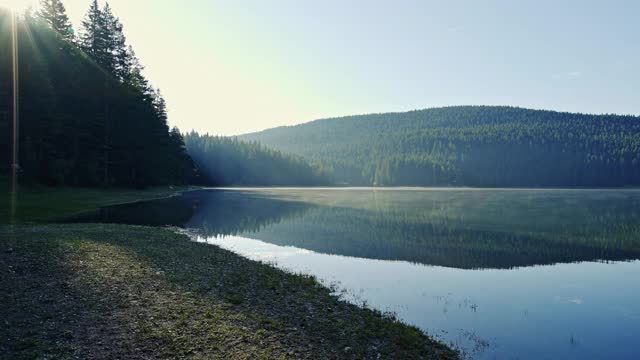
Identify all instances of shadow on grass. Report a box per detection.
[0,225,150,359]
[0,224,458,359]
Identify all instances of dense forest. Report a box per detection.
[4,2,639,189]
[0,1,194,187]
[241,106,640,187]
[184,133,329,186]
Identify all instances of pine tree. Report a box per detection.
[111,18,129,81]
[80,1,139,84]
[80,0,106,59]
[153,89,169,127]
[124,46,151,94]
[100,3,120,76]
[80,1,116,186]
[81,1,150,88]
[1,6,195,187]
[38,0,74,41]
[168,127,194,184]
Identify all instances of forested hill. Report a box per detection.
[184,133,329,186]
[241,106,640,187]
[0,3,193,187]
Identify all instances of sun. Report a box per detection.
[0,0,32,12]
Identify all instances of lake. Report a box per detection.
[75,188,640,359]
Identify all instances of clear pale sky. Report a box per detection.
[18,0,640,135]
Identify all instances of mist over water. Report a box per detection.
[76,188,640,359]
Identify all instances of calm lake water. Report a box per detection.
[77,188,640,359]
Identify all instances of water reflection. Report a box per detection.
[76,189,640,269]
[73,188,640,359]
[198,235,640,360]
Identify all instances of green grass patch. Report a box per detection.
[0,182,199,224]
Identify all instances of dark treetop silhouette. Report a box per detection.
[0,3,193,187]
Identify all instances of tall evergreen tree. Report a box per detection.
[37,0,74,41]
[0,6,194,187]
[80,1,113,185]
[80,0,109,67]
[111,19,130,81]
[124,46,151,94]
[100,3,120,76]
[153,89,169,127]
[80,0,100,54]
[81,2,139,84]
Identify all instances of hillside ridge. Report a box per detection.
[242,105,640,137]
[239,106,640,187]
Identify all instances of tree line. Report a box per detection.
[0,1,193,187]
[241,106,640,187]
[184,133,329,186]
[5,2,638,189]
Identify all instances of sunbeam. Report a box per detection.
[0,0,30,12]
[0,0,33,12]
[10,6,19,223]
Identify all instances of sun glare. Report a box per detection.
[0,0,31,12]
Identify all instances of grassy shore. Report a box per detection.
[1,184,458,359]
[0,179,197,224]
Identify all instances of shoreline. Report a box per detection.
[210,186,640,191]
[1,186,458,359]
[1,223,458,359]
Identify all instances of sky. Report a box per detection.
[14,0,640,135]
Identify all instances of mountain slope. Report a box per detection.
[184,133,329,186]
[240,106,640,187]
